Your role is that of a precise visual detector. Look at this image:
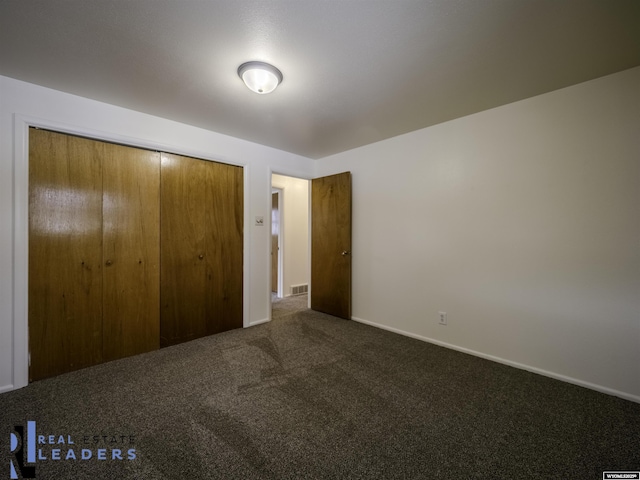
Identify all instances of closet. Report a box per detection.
[160,153,243,346]
[28,129,243,382]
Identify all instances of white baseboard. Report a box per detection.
[249,318,270,327]
[351,316,640,404]
[0,384,15,394]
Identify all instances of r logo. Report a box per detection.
[9,425,36,479]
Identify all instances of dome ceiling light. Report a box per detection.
[237,61,283,94]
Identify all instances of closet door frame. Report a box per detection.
[10,115,248,390]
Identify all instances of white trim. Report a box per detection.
[270,188,284,298]
[11,114,251,390]
[249,318,270,327]
[276,189,284,298]
[241,163,250,329]
[13,114,29,391]
[351,315,640,404]
[0,384,16,394]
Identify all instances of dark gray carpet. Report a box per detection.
[2,304,639,479]
[272,293,309,319]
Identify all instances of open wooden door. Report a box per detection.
[311,172,351,319]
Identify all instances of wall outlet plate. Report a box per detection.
[439,311,447,325]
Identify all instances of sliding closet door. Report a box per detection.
[206,161,243,334]
[102,144,160,361]
[29,129,104,381]
[29,129,162,381]
[160,153,208,346]
[160,154,243,346]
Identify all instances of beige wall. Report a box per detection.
[315,67,640,401]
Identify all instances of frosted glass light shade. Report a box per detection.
[238,61,283,94]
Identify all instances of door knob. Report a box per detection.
[341,251,351,256]
[105,260,113,266]
[198,254,204,260]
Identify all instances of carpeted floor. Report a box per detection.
[272,293,309,319]
[1,300,639,479]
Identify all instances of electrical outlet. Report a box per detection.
[439,311,447,325]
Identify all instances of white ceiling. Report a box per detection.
[1,0,639,159]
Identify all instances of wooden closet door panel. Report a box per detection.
[160,153,207,346]
[28,129,104,381]
[205,161,243,334]
[102,144,160,361]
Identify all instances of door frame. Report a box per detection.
[271,188,283,298]
[269,170,312,319]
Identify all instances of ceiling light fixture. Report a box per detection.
[237,61,283,94]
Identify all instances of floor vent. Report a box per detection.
[290,284,308,296]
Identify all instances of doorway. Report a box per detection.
[271,189,281,296]
[270,174,310,317]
